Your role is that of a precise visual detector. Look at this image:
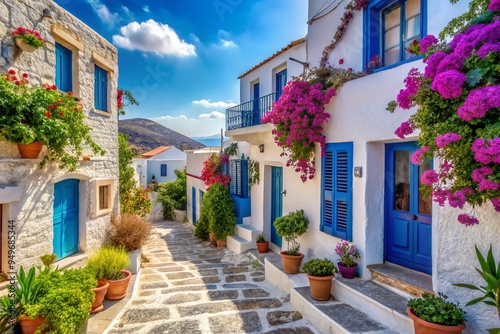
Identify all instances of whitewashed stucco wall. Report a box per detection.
[186,150,211,225]
[147,160,186,184]
[0,0,118,270]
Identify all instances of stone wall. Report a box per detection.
[0,0,119,270]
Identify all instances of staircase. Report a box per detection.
[263,257,433,334]
[227,218,262,254]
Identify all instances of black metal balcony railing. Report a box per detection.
[226,91,281,130]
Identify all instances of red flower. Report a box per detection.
[348,68,353,71]
[22,73,28,78]
[59,112,64,117]
[339,58,344,65]
[15,81,20,86]
[68,92,73,96]
[44,111,52,118]
[8,69,15,75]
[51,85,57,90]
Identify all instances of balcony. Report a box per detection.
[226,91,281,131]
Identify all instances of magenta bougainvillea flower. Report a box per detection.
[457,214,480,226]
[410,146,429,165]
[339,58,344,65]
[421,170,439,186]
[436,133,462,148]
[420,35,438,53]
[457,86,500,121]
[394,121,414,139]
[488,0,500,11]
[431,70,467,99]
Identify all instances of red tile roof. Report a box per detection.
[142,146,172,159]
[238,37,306,79]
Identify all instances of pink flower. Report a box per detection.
[457,86,500,121]
[488,0,500,11]
[491,198,500,212]
[471,166,494,182]
[448,191,466,209]
[420,35,438,53]
[431,70,467,99]
[457,214,479,226]
[410,146,429,165]
[435,133,461,148]
[339,58,344,65]
[432,189,451,206]
[421,170,439,186]
[478,179,499,191]
[394,121,413,139]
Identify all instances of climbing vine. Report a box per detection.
[248,159,260,189]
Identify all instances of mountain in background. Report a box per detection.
[118,118,205,154]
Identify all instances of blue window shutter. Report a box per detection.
[161,164,167,177]
[94,65,108,112]
[55,43,72,92]
[321,142,353,241]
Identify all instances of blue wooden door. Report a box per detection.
[192,187,197,225]
[53,179,79,260]
[385,142,432,274]
[275,69,287,101]
[253,82,260,125]
[271,167,283,247]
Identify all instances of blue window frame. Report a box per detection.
[321,142,353,241]
[275,68,287,101]
[55,43,72,92]
[160,164,167,177]
[363,0,427,69]
[94,65,108,112]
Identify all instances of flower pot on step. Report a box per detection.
[105,270,132,300]
[307,274,334,301]
[256,241,269,253]
[280,251,304,274]
[209,233,217,247]
[216,239,226,248]
[407,307,466,334]
[337,262,357,279]
[17,141,43,158]
[19,315,48,334]
[91,280,109,313]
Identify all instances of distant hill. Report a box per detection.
[119,118,205,154]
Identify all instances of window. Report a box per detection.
[160,164,167,177]
[229,159,249,198]
[321,142,353,241]
[275,68,287,100]
[94,65,108,112]
[99,185,109,210]
[364,0,426,68]
[94,179,114,216]
[55,43,72,92]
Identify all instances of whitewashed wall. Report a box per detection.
[0,0,118,270]
[147,160,186,184]
[186,150,212,225]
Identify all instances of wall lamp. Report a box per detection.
[259,144,264,153]
[42,8,53,19]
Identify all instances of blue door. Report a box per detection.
[270,167,283,247]
[53,179,79,260]
[253,82,260,126]
[275,69,287,101]
[192,187,197,225]
[385,142,433,274]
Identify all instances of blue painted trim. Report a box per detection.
[192,187,197,225]
[160,164,167,177]
[94,65,108,112]
[55,43,72,92]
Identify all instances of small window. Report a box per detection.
[160,164,167,177]
[94,65,108,112]
[94,179,114,217]
[55,43,72,92]
[99,185,109,210]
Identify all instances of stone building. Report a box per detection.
[0,0,119,270]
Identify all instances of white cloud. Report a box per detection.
[143,5,150,13]
[220,39,237,48]
[113,19,196,57]
[190,33,201,43]
[87,0,120,26]
[192,99,236,109]
[198,111,225,119]
[158,115,188,120]
[218,29,230,39]
[121,6,134,20]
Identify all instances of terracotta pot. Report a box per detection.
[407,307,466,334]
[209,233,217,246]
[105,270,132,300]
[15,38,36,52]
[280,251,304,274]
[256,241,269,253]
[307,274,334,301]
[91,280,109,313]
[19,315,48,334]
[17,141,43,159]
[337,262,357,279]
[216,239,227,248]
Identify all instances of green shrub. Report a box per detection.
[85,245,130,280]
[256,232,267,243]
[273,210,309,255]
[40,254,57,267]
[121,186,152,218]
[194,198,210,240]
[157,168,187,220]
[302,258,335,277]
[407,293,466,326]
[205,182,236,240]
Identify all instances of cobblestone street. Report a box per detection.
[107,221,318,334]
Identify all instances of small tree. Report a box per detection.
[157,168,187,220]
[205,182,236,240]
[273,210,309,255]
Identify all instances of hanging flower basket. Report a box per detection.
[15,38,36,52]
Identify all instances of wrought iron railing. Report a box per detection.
[226,91,281,130]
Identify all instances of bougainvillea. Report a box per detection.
[261,80,336,182]
[201,153,230,188]
[388,1,500,225]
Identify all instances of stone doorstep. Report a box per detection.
[367,262,434,297]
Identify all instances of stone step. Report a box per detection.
[332,276,413,333]
[367,262,433,297]
[291,286,398,334]
[227,235,254,254]
[242,216,252,225]
[236,224,261,242]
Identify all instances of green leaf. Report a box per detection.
[476,245,489,273]
[467,68,483,86]
[452,283,483,291]
[487,328,500,334]
[466,296,486,306]
[486,245,497,276]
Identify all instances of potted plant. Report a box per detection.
[0,69,105,171]
[407,293,467,334]
[85,245,131,300]
[334,240,360,279]
[302,258,335,300]
[273,209,309,274]
[454,245,500,334]
[0,296,17,333]
[109,214,152,274]
[256,232,269,253]
[205,182,236,248]
[10,27,46,52]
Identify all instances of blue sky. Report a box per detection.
[54,0,308,137]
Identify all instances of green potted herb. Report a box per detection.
[407,293,466,334]
[273,209,309,274]
[302,258,335,300]
[0,69,105,171]
[256,232,269,253]
[10,27,46,52]
[85,245,131,300]
[205,182,236,248]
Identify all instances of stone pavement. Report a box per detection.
[105,221,319,334]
